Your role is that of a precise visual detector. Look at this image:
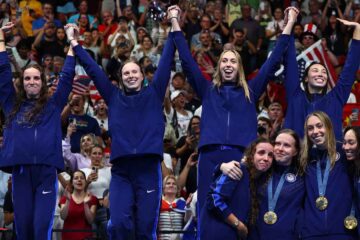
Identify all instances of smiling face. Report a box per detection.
[306,115,326,148]
[23,67,43,99]
[72,171,86,191]
[305,63,328,93]
[219,51,239,82]
[343,129,358,161]
[274,133,298,166]
[121,62,144,91]
[253,142,274,172]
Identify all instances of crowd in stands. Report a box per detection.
[0,0,360,239]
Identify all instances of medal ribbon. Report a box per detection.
[267,169,289,212]
[316,158,330,197]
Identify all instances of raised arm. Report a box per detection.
[168,5,210,100]
[283,35,300,102]
[0,23,15,112]
[249,7,299,101]
[151,12,176,99]
[330,19,360,105]
[52,46,76,108]
[66,24,115,104]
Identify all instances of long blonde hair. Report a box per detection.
[212,50,250,101]
[300,111,337,173]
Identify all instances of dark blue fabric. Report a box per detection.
[0,51,75,172]
[301,144,355,239]
[283,37,360,140]
[200,163,250,239]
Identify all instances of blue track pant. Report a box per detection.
[12,164,57,240]
[107,156,162,240]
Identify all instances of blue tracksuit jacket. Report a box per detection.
[171,32,291,149]
[283,37,360,140]
[73,32,176,162]
[203,163,250,239]
[253,164,305,240]
[0,51,75,172]
[302,144,355,239]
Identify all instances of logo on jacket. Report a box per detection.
[285,173,296,183]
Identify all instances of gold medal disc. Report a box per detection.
[264,211,277,224]
[315,196,328,210]
[344,216,358,230]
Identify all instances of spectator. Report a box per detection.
[165,90,194,139]
[191,14,221,51]
[183,4,201,45]
[267,101,284,137]
[106,36,133,81]
[93,98,109,134]
[32,2,62,37]
[82,30,101,63]
[131,34,160,66]
[151,17,171,48]
[9,39,37,73]
[107,16,135,51]
[63,120,98,171]
[265,7,284,53]
[81,145,111,240]
[230,4,264,54]
[184,83,201,114]
[225,0,242,26]
[231,28,257,75]
[56,0,77,24]
[67,0,98,29]
[59,170,97,240]
[211,8,230,45]
[61,93,102,153]
[158,175,191,240]
[171,72,186,91]
[257,116,272,139]
[301,0,322,26]
[19,0,42,37]
[32,21,67,61]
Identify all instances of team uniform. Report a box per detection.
[302,144,355,239]
[203,163,250,239]
[72,32,176,239]
[250,164,305,240]
[170,31,292,234]
[0,51,75,240]
[283,37,360,140]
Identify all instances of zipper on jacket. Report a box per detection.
[226,89,230,141]
[34,128,37,164]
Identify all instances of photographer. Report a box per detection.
[106,35,132,82]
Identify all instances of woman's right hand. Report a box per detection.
[220,160,243,180]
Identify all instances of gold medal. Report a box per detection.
[344,216,358,230]
[264,211,277,224]
[315,196,328,210]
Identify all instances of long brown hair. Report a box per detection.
[244,138,273,225]
[300,111,337,173]
[6,64,49,126]
[212,50,250,101]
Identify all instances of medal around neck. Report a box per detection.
[264,211,277,224]
[344,215,358,230]
[315,196,328,211]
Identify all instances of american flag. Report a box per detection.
[275,40,338,88]
[296,40,337,87]
[72,75,91,95]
